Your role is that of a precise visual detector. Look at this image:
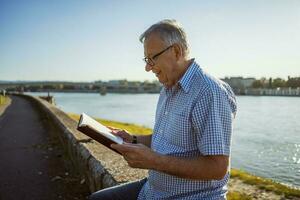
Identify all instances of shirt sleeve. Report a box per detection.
[191,88,233,156]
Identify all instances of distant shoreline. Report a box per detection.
[22,90,300,97]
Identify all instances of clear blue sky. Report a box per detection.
[1,0,299,82]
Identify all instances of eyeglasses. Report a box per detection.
[143,45,173,66]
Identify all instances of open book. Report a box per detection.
[77,113,123,155]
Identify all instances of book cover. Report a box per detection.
[77,113,123,155]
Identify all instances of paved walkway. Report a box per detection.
[0,96,89,200]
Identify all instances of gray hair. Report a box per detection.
[139,19,190,57]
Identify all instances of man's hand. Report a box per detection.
[111,143,159,170]
[107,126,133,143]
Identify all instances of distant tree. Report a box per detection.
[64,85,75,90]
[27,85,41,92]
[252,80,263,88]
[93,85,101,90]
[268,78,272,88]
[260,77,269,88]
[43,85,56,90]
[272,78,286,88]
[286,77,300,88]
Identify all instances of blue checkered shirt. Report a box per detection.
[137,60,237,200]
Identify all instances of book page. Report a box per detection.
[79,113,123,144]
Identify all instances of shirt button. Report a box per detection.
[165,111,168,115]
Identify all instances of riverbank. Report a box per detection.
[23,90,300,97]
[69,113,300,200]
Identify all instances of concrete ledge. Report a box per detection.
[16,94,147,193]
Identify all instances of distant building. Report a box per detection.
[222,77,256,94]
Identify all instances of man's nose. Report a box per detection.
[145,63,153,72]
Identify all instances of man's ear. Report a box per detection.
[173,43,183,61]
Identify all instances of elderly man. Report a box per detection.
[89,19,237,200]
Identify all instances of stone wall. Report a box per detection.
[16,94,147,193]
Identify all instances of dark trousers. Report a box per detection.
[88,178,147,200]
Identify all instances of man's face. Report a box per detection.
[143,34,178,88]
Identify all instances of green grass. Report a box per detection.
[68,113,152,136]
[227,191,252,200]
[68,113,300,199]
[231,168,300,198]
[0,95,8,105]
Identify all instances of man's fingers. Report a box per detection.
[110,129,118,135]
[110,144,130,153]
[111,130,131,139]
[110,143,138,154]
[107,126,122,132]
[106,126,114,130]
[110,129,123,136]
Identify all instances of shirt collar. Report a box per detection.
[178,58,199,93]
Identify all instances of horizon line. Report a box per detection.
[2,75,299,83]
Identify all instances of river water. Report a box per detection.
[27,92,300,188]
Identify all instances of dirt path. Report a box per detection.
[0,96,90,200]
